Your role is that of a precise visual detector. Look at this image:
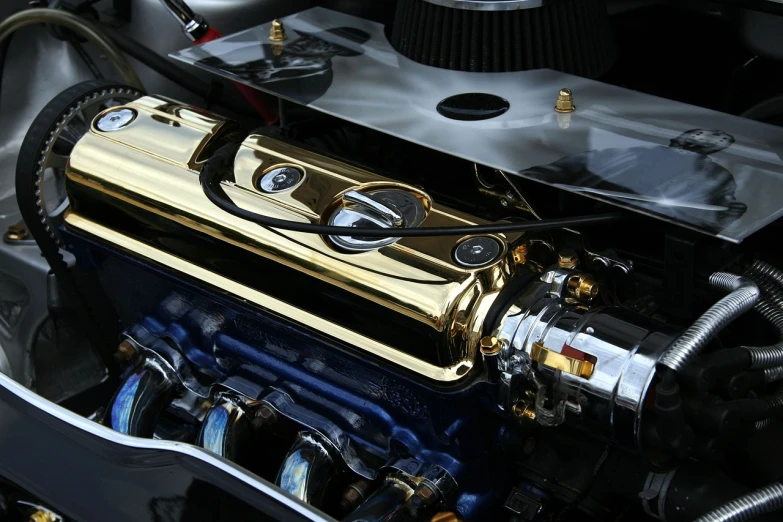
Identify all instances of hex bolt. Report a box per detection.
[113,340,138,364]
[480,336,502,356]
[557,248,579,269]
[513,400,536,422]
[251,404,278,430]
[6,223,29,241]
[340,480,371,513]
[567,274,600,301]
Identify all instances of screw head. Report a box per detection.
[453,236,502,268]
[96,108,136,131]
[480,336,502,356]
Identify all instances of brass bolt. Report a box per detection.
[29,510,57,522]
[414,483,438,505]
[340,480,371,512]
[269,19,287,42]
[555,88,575,113]
[113,340,137,363]
[513,401,536,421]
[567,274,600,301]
[479,336,502,356]
[557,248,579,269]
[511,242,529,265]
[431,512,463,522]
[6,222,29,241]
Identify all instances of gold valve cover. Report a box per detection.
[64,96,517,382]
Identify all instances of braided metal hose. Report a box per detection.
[755,417,774,431]
[745,300,783,370]
[764,366,783,383]
[757,280,783,311]
[693,482,783,522]
[746,259,783,290]
[659,273,759,372]
[754,383,783,431]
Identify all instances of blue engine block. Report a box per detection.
[64,228,511,519]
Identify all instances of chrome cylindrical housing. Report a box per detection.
[495,277,676,449]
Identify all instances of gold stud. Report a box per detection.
[555,88,575,113]
[269,19,287,42]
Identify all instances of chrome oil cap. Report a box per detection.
[328,188,427,252]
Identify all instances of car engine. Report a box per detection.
[4,0,783,521]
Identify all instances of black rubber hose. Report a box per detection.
[200,143,625,237]
[105,28,258,115]
[105,28,215,101]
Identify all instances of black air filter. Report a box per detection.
[389,0,616,78]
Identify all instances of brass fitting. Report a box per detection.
[479,336,502,356]
[113,340,137,363]
[432,512,464,522]
[555,88,575,113]
[512,400,536,422]
[511,241,529,265]
[567,273,600,301]
[557,248,579,269]
[29,510,57,522]
[6,222,29,241]
[340,480,371,512]
[269,19,287,42]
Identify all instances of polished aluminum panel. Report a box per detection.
[171,7,783,243]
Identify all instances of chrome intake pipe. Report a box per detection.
[344,465,458,522]
[276,431,340,509]
[105,351,180,437]
[196,395,253,463]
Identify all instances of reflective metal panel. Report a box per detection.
[171,7,783,243]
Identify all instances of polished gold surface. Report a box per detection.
[269,19,287,42]
[512,400,536,422]
[554,88,575,113]
[531,341,595,379]
[566,273,600,301]
[65,96,519,381]
[557,248,579,269]
[65,213,474,381]
[28,510,57,522]
[479,336,501,356]
[6,222,28,241]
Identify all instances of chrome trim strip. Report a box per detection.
[0,369,334,522]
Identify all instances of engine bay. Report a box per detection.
[4,1,783,521]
